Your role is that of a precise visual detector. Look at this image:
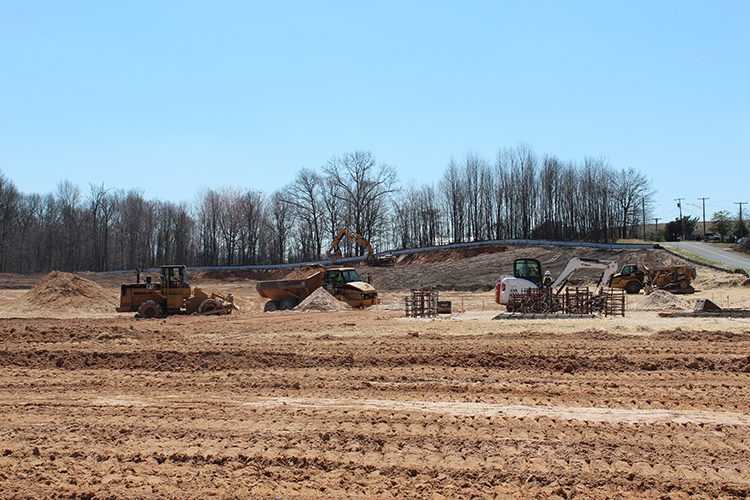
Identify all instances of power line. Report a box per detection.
[736,202,748,237]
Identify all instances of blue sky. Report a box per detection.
[1,1,747,222]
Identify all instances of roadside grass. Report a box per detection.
[661,245,729,270]
[710,242,736,251]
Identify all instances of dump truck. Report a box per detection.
[257,267,379,311]
[117,265,237,318]
[609,264,696,294]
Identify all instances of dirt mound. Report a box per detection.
[295,287,351,312]
[0,271,118,317]
[284,266,324,280]
[631,290,691,311]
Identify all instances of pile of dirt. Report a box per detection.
[1,271,118,317]
[631,290,691,311]
[284,266,324,280]
[295,287,352,312]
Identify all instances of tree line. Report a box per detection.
[0,146,655,274]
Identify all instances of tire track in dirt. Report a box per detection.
[2,312,750,497]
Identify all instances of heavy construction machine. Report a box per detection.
[327,228,397,266]
[609,263,696,294]
[495,257,618,310]
[117,265,238,318]
[257,266,379,311]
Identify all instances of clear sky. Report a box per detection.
[1,1,748,222]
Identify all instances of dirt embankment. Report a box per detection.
[361,245,733,292]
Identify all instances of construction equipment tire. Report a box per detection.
[198,298,221,314]
[138,300,162,319]
[279,298,298,310]
[625,281,641,294]
[263,300,280,312]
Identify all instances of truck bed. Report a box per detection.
[256,271,324,302]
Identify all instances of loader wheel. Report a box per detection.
[625,281,642,294]
[198,298,220,314]
[279,298,298,310]
[137,300,162,319]
[263,300,280,312]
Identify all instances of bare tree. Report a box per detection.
[0,171,21,272]
[281,168,324,261]
[323,151,398,252]
[613,167,651,239]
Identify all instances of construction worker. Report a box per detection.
[542,270,553,288]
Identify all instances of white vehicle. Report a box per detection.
[495,257,618,305]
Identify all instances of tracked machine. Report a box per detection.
[495,257,624,315]
[117,265,238,318]
[327,228,396,266]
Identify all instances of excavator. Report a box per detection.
[495,257,618,307]
[327,228,396,266]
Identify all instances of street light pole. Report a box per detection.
[675,198,685,239]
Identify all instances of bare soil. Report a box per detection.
[1,245,750,497]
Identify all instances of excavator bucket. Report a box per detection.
[694,298,722,312]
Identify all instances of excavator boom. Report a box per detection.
[327,227,385,264]
[551,257,618,295]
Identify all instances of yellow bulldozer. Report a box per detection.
[327,228,396,266]
[117,265,238,318]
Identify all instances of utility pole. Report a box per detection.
[653,217,660,235]
[736,201,748,237]
[698,197,709,237]
[642,199,647,240]
[675,198,685,240]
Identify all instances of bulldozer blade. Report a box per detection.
[198,306,233,316]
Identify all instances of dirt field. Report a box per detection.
[1,246,750,497]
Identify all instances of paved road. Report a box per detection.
[663,241,750,273]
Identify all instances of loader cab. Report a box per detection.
[619,264,638,277]
[161,265,190,288]
[514,258,542,287]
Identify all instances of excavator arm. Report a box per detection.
[327,228,375,261]
[551,258,618,295]
[326,227,395,266]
